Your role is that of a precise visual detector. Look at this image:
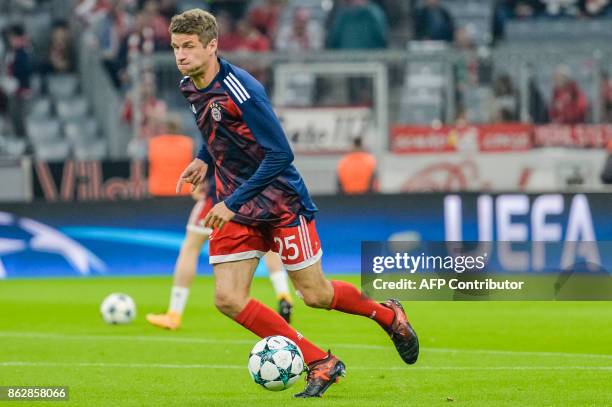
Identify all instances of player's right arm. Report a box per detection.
[176,145,211,193]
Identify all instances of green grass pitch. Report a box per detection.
[1,275,611,406]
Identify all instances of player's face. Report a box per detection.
[171,33,217,77]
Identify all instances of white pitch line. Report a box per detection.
[1,331,612,361]
[1,361,611,371]
[0,361,243,369]
[0,331,253,345]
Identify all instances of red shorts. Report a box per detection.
[208,215,322,271]
[186,197,214,235]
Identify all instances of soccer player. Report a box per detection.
[170,9,419,398]
[146,169,293,330]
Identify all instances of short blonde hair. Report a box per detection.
[169,9,218,46]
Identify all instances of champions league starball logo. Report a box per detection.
[0,211,106,278]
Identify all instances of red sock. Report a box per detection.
[235,299,328,365]
[329,280,394,327]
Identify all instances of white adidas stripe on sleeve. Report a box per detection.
[225,75,249,101]
[223,78,245,103]
[228,73,251,99]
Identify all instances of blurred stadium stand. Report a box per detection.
[1,0,612,200]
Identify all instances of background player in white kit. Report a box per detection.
[146,171,293,330]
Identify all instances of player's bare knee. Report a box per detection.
[214,292,242,317]
[301,290,332,309]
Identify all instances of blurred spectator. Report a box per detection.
[413,0,454,42]
[106,3,169,90]
[540,0,580,16]
[122,73,167,140]
[528,75,549,123]
[141,0,171,49]
[454,26,475,51]
[231,19,271,85]
[75,0,113,26]
[0,27,4,58]
[158,0,178,20]
[549,65,588,124]
[41,20,74,75]
[511,0,546,17]
[327,0,388,49]
[4,24,31,95]
[337,137,378,194]
[233,19,271,52]
[275,7,324,51]
[579,0,612,15]
[493,0,544,41]
[491,74,518,122]
[273,7,324,106]
[217,11,242,51]
[0,84,7,125]
[95,0,132,89]
[0,28,7,118]
[2,24,32,139]
[113,15,147,90]
[600,140,612,184]
[326,0,387,105]
[248,0,286,39]
[602,71,612,122]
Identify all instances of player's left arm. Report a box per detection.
[224,97,294,212]
[204,71,294,229]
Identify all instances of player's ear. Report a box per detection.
[207,38,218,54]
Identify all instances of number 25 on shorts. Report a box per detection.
[274,235,299,261]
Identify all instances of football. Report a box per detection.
[248,335,305,391]
[100,293,136,324]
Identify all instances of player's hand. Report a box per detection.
[203,201,235,229]
[176,158,207,194]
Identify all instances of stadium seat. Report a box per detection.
[0,116,7,135]
[48,74,79,99]
[30,74,42,95]
[127,137,148,160]
[55,97,89,121]
[0,135,27,157]
[73,138,107,160]
[408,61,445,76]
[443,0,493,45]
[464,86,493,123]
[179,110,201,139]
[505,19,612,44]
[400,59,447,124]
[23,12,52,64]
[405,73,445,89]
[27,97,53,119]
[399,99,443,124]
[64,118,99,144]
[33,139,70,161]
[178,0,209,12]
[26,117,61,144]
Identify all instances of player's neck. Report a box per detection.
[192,58,220,90]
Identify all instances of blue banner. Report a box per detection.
[1,193,611,278]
